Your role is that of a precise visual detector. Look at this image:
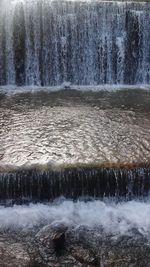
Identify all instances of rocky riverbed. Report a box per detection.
[0,221,150,267]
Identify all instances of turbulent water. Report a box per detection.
[0,199,150,237]
[0,0,150,86]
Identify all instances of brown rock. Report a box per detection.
[36,222,68,253]
[52,232,65,253]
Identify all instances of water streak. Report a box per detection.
[0,0,150,86]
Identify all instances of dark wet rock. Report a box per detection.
[36,222,68,254]
[28,261,47,267]
[52,232,66,254]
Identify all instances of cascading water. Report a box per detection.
[0,89,150,204]
[0,0,150,86]
[0,167,150,204]
[0,6,150,263]
[0,0,150,204]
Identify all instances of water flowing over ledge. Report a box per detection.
[0,89,149,203]
[0,166,150,204]
[0,0,150,86]
[0,2,150,265]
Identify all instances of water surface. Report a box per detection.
[0,88,149,171]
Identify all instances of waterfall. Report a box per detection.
[0,167,149,204]
[0,0,150,86]
[0,1,150,204]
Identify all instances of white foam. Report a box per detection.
[0,200,150,237]
[0,84,150,96]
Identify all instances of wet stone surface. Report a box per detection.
[0,223,150,267]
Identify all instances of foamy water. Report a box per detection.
[0,84,150,95]
[0,200,150,237]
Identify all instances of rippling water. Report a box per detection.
[0,88,150,170]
